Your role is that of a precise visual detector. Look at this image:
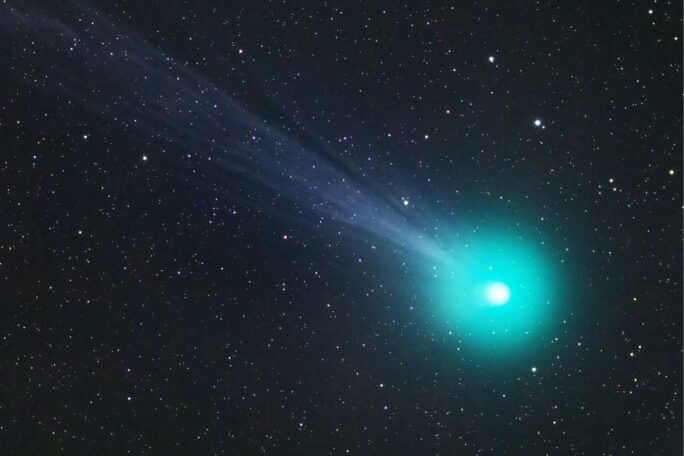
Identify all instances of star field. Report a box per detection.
[0,1,682,454]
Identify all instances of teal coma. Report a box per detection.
[431,231,557,355]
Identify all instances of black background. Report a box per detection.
[1,1,681,454]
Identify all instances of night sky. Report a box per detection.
[1,1,682,454]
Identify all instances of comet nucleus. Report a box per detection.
[429,229,559,356]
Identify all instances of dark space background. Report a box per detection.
[1,1,681,454]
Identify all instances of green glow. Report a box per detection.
[484,281,511,306]
[430,230,558,356]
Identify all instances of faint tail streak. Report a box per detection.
[1,3,445,262]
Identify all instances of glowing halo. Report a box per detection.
[428,228,561,356]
